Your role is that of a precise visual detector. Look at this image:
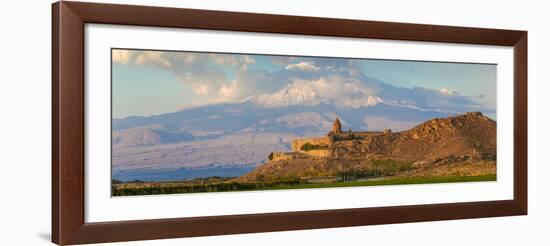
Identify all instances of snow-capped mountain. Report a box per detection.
[111,73,496,181]
[112,98,457,181]
[251,77,384,108]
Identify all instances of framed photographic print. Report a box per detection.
[52,1,527,245]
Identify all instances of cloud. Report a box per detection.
[378,85,489,113]
[192,84,210,96]
[112,50,238,99]
[253,58,492,114]
[218,81,239,100]
[112,50,132,64]
[438,88,458,96]
[134,51,171,68]
[240,55,256,70]
[209,54,256,70]
[285,61,321,72]
[112,50,172,68]
[113,50,493,115]
[211,69,279,103]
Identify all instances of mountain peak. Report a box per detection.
[410,112,492,135]
[251,78,383,108]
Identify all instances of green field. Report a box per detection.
[112,174,496,196]
[263,174,496,190]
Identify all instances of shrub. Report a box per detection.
[300,143,326,151]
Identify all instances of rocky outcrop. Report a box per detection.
[330,112,496,161]
[238,112,496,182]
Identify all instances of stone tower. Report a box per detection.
[332,118,342,134]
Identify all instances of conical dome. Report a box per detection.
[332,118,342,134]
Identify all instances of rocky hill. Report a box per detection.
[332,111,496,160]
[237,112,496,183]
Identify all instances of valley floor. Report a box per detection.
[112,173,496,196]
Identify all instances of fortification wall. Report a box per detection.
[270,149,329,161]
[302,149,329,157]
[291,137,330,152]
[338,131,383,138]
[270,152,295,162]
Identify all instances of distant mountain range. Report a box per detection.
[114,102,451,142]
[112,99,468,182]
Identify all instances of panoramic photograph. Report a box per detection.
[111,48,497,196]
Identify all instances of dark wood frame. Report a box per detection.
[52,1,527,245]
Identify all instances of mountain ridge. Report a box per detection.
[111,98,493,182]
[237,112,496,183]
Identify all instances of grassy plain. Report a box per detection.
[112,174,496,196]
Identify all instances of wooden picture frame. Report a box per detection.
[52,1,527,245]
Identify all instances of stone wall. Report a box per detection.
[289,131,389,158]
[302,149,330,157]
[336,131,383,139]
[270,152,295,162]
[270,151,312,162]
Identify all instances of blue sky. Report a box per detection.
[112,49,496,119]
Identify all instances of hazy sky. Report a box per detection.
[112,49,496,119]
